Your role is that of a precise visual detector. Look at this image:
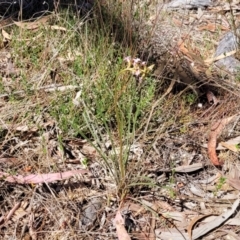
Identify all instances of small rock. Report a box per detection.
[80,197,103,230]
[214,29,240,75]
[165,0,213,9]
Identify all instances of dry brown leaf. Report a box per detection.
[2,29,12,40]
[174,163,204,172]
[227,177,240,191]
[222,192,239,201]
[220,136,240,152]
[23,166,33,172]
[197,22,229,32]
[82,144,99,157]
[187,214,213,240]
[122,202,146,216]
[13,16,50,30]
[208,133,222,166]
[177,39,204,63]
[225,218,240,226]
[189,184,205,198]
[155,228,188,239]
[114,211,131,240]
[12,202,29,221]
[177,39,189,55]
[198,23,216,32]
[220,142,240,152]
[0,157,19,166]
[208,115,236,166]
[209,1,240,12]
[216,229,240,240]
[156,200,174,211]
[0,18,12,28]
[172,17,183,27]
[0,123,38,132]
[149,203,157,240]
[50,25,67,31]
[198,172,221,184]
[162,211,186,222]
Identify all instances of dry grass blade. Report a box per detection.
[204,50,237,64]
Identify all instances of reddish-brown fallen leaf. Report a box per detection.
[23,166,33,172]
[187,214,213,240]
[172,17,183,27]
[208,115,236,166]
[177,38,203,63]
[197,22,229,32]
[0,170,89,184]
[177,39,190,56]
[198,23,216,32]
[114,210,131,240]
[208,134,220,165]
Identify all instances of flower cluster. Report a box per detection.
[123,56,154,82]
